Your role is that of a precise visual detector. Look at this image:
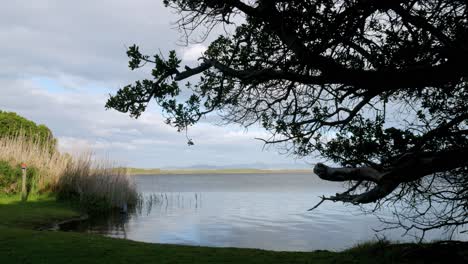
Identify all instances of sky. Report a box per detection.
[0,1,310,169]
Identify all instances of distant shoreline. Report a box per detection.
[126,168,313,175]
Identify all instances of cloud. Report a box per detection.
[0,77,303,168]
[0,1,308,168]
[0,0,177,84]
[180,44,208,62]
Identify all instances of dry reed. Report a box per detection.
[0,133,138,211]
[0,133,67,190]
[58,154,138,210]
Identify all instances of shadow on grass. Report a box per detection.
[0,194,80,229]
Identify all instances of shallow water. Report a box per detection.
[62,173,467,251]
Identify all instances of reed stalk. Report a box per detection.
[0,133,138,212]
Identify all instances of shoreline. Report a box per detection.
[37,214,89,231]
[1,195,467,263]
[127,168,313,175]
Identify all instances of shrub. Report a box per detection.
[0,111,57,151]
[0,134,68,192]
[0,161,21,193]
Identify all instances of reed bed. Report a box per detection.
[57,155,138,212]
[0,134,67,191]
[0,134,138,213]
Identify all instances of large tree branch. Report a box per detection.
[412,113,468,151]
[174,59,330,84]
[173,57,466,96]
[392,5,452,46]
[163,0,468,93]
[174,62,212,81]
[314,163,383,183]
[168,0,468,92]
[232,1,468,91]
[313,147,468,204]
[257,2,347,73]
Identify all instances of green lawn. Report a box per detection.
[0,195,466,264]
[0,194,80,229]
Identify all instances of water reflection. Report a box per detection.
[139,192,203,215]
[59,173,468,251]
[60,211,130,239]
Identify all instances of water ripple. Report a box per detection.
[60,174,468,251]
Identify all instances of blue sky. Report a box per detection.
[0,0,311,169]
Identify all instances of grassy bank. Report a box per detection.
[0,194,79,229]
[127,168,313,175]
[0,195,466,264]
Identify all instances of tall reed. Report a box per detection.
[0,133,67,191]
[0,133,138,213]
[57,154,138,212]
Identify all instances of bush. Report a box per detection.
[0,161,21,193]
[0,161,40,196]
[0,134,68,192]
[0,111,57,151]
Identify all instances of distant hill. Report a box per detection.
[126,161,313,175]
[163,162,310,170]
[127,168,312,175]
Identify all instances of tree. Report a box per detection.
[106,0,468,238]
[0,111,57,150]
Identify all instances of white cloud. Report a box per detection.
[181,44,207,62]
[58,136,95,153]
[0,1,308,169]
[0,77,303,168]
[0,0,177,83]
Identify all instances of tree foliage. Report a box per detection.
[0,111,57,150]
[107,0,468,238]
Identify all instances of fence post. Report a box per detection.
[21,163,27,202]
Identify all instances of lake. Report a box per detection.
[62,173,467,251]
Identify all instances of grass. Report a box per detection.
[127,168,313,175]
[1,228,467,264]
[0,227,337,264]
[0,194,466,264]
[0,194,79,229]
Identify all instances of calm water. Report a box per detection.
[63,173,467,251]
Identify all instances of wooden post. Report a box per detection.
[21,163,27,202]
